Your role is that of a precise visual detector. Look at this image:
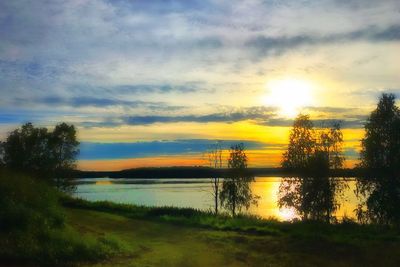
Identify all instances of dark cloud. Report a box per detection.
[110,83,213,94]
[266,117,366,128]
[104,0,214,15]
[40,96,153,108]
[121,106,366,128]
[247,24,400,56]
[125,106,277,125]
[367,24,400,41]
[304,106,362,113]
[79,139,271,160]
[10,96,185,111]
[0,101,368,129]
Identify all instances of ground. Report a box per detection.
[66,208,400,267]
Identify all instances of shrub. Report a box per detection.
[0,169,122,265]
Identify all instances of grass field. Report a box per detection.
[66,206,400,267]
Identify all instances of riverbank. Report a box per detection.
[63,197,400,266]
[73,166,360,179]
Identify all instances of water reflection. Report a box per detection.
[248,178,298,221]
[356,175,400,225]
[278,177,349,222]
[95,180,112,185]
[74,177,360,221]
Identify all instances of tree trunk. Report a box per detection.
[232,197,236,217]
[215,187,219,215]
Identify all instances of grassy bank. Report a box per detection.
[64,202,400,267]
[62,197,400,245]
[3,171,400,266]
[0,170,124,266]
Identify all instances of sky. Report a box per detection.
[0,0,399,170]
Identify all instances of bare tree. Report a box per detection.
[206,140,223,215]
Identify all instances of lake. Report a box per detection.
[74,177,359,221]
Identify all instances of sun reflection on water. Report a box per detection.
[78,177,359,221]
[249,177,358,221]
[95,180,112,185]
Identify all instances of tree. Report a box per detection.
[357,93,400,225]
[319,122,345,170]
[279,114,345,222]
[206,140,223,215]
[1,122,79,191]
[282,114,315,172]
[359,93,400,172]
[2,123,51,174]
[50,123,80,190]
[220,143,258,216]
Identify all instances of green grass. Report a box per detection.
[62,197,283,235]
[0,170,124,266]
[65,204,400,267]
[62,196,400,244]
[3,171,400,266]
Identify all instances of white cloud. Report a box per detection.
[0,0,399,130]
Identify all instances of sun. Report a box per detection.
[262,78,314,118]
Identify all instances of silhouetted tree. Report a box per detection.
[206,140,223,215]
[319,122,345,170]
[2,123,51,173]
[279,114,345,222]
[220,143,258,216]
[282,114,315,172]
[356,93,400,225]
[0,122,79,191]
[0,141,5,167]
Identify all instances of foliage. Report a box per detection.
[279,114,346,222]
[0,169,65,233]
[0,122,79,191]
[282,114,315,171]
[206,140,223,215]
[220,143,258,216]
[281,115,344,173]
[357,93,400,225]
[319,122,345,170]
[359,94,400,171]
[0,169,122,265]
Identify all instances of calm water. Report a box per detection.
[74,177,359,221]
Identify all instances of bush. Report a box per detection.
[0,169,64,232]
[0,169,122,265]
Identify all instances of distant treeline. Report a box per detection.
[72,166,360,179]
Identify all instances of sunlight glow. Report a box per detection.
[277,207,297,221]
[263,78,314,118]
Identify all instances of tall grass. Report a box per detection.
[0,169,123,265]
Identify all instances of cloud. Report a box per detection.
[0,101,370,130]
[304,106,359,113]
[119,106,367,128]
[29,96,184,110]
[247,24,400,57]
[125,106,277,125]
[0,0,399,145]
[266,118,366,129]
[105,83,214,94]
[79,139,270,160]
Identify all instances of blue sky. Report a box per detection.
[0,0,399,169]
